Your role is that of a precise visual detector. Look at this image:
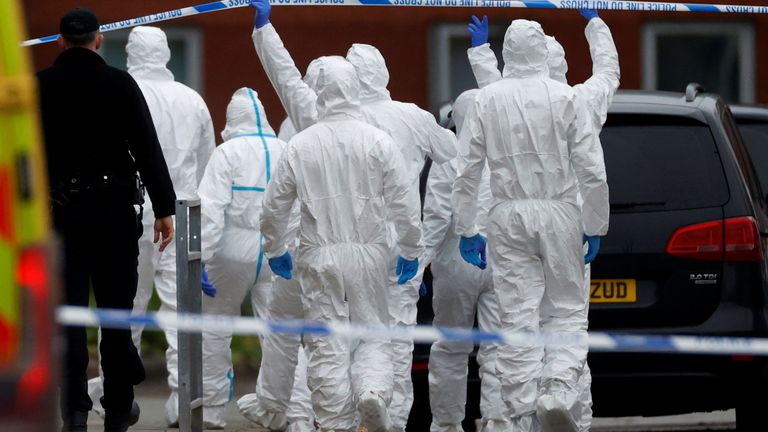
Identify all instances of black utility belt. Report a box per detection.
[52,174,145,206]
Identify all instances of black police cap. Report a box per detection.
[59,8,100,36]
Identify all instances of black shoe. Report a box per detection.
[103,401,140,432]
[62,410,88,432]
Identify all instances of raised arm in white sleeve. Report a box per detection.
[467,43,502,89]
[381,136,425,260]
[568,99,610,237]
[451,99,486,237]
[251,24,318,132]
[576,17,621,128]
[198,149,233,263]
[422,160,456,264]
[260,144,299,259]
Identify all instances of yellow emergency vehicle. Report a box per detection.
[0,0,56,429]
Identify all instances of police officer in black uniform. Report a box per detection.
[37,9,176,432]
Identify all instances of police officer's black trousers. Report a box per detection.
[56,200,146,418]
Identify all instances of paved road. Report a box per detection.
[85,393,736,432]
[82,366,736,431]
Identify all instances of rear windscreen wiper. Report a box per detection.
[610,201,666,210]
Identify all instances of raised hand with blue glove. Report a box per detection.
[579,8,599,21]
[269,252,293,280]
[459,233,487,269]
[468,15,489,48]
[396,256,419,285]
[201,265,217,298]
[584,235,601,264]
[250,0,271,29]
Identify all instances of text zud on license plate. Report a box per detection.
[590,279,637,303]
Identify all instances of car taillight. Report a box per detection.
[15,246,52,410]
[666,217,763,262]
[724,217,762,261]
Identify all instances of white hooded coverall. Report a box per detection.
[467,18,619,431]
[345,43,458,431]
[197,87,313,429]
[251,24,455,430]
[260,56,424,432]
[451,19,609,427]
[237,41,323,432]
[87,25,215,421]
[424,89,507,432]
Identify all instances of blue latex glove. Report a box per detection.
[584,235,601,264]
[419,280,429,297]
[250,0,271,29]
[468,15,489,48]
[459,233,487,269]
[201,266,216,298]
[269,252,293,280]
[396,256,419,285]
[579,9,599,21]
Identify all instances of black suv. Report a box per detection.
[409,86,768,431]
[588,85,768,430]
[731,104,768,198]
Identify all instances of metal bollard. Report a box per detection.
[176,199,203,432]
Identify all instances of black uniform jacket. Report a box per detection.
[37,47,176,218]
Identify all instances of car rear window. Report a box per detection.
[600,115,729,213]
[735,122,768,194]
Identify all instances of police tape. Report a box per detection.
[57,305,768,356]
[22,0,768,47]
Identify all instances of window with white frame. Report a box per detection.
[99,27,203,93]
[428,23,506,110]
[643,22,755,103]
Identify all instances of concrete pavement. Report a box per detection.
[81,362,736,431]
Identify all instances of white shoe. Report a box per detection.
[358,391,391,432]
[286,419,318,432]
[86,377,106,419]
[478,418,511,432]
[244,409,288,430]
[203,404,228,430]
[536,395,578,432]
[238,393,288,430]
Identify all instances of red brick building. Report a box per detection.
[22,0,768,140]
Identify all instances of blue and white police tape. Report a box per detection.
[57,305,768,356]
[22,0,768,47]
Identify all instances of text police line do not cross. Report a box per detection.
[22,0,768,46]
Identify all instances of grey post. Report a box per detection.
[176,199,203,432]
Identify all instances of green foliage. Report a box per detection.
[86,285,263,368]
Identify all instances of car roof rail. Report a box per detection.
[685,83,705,102]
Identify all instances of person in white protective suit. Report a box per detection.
[196,87,314,430]
[344,43,458,430]
[260,55,424,432]
[465,11,619,431]
[236,56,324,432]
[424,89,508,432]
[248,0,458,422]
[86,25,215,422]
[451,19,610,432]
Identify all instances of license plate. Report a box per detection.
[590,279,637,303]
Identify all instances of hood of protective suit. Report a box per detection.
[304,58,322,91]
[126,26,174,81]
[221,87,275,142]
[314,56,362,121]
[452,89,479,134]
[501,20,549,79]
[346,44,391,104]
[546,36,568,84]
